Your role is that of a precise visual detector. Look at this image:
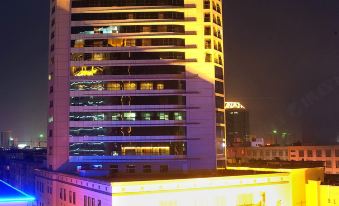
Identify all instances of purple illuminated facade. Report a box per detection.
[47,0,226,174]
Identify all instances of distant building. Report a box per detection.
[250,136,265,147]
[0,148,46,196]
[225,102,250,146]
[0,130,13,148]
[227,145,339,174]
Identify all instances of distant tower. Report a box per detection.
[225,102,250,147]
[47,0,226,173]
[0,131,13,148]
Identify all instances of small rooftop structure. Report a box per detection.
[0,180,34,205]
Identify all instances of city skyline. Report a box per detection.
[0,0,338,144]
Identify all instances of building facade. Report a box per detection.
[35,166,338,206]
[227,145,339,174]
[225,102,250,147]
[47,0,226,173]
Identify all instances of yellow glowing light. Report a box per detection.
[225,102,246,109]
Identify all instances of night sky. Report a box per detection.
[0,0,338,144]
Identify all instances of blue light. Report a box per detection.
[0,180,35,203]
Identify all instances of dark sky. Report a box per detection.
[0,0,338,144]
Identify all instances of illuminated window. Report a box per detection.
[141,113,152,120]
[74,39,84,48]
[111,113,121,120]
[158,112,169,120]
[123,112,136,121]
[156,83,165,90]
[92,53,104,61]
[107,82,121,90]
[124,82,137,90]
[140,82,153,90]
[174,112,184,120]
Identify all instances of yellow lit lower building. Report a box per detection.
[35,166,339,206]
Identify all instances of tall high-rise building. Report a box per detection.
[47,0,225,174]
[225,102,250,147]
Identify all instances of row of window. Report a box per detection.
[71,25,185,34]
[70,96,186,106]
[84,195,101,206]
[71,12,184,21]
[70,65,185,76]
[295,149,339,158]
[70,111,185,121]
[247,150,288,157]
[109,164,169,174]
[204,13,222,26]
[325,160,339,168]
[69,142,187,156]
[70,80,185,91]
[205,39,223,52]
[59,188,76,205]
[71,52,185,61]
[72,38,185,48]
[204,0,222,13]
[69,126,186,136]
[72,0,184,8]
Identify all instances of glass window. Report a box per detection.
[325,149,332,157]
[140,82,153,90]
[265,150,270,156]
[107,82,121,90]
[142,112,152,120]
[336,161,339,168]
[112,113,121,121]
[158,112,169,120]
[316,150,322,157]
[123,112,136,121]
[174,112,184,120]
[307,150,313,157]
[299,150,304,157]
[326,161,332,168]
[335,149,339,157]
[156,83,165,90]
[124,82,137,90]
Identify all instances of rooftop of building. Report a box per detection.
[0,179,35,203]
[94,169,275,182]
[227,160,325,169]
